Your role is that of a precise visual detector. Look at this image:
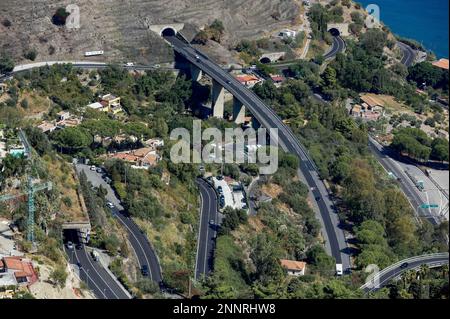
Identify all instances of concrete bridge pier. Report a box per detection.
[252,117,261,130]
[190,64,203,82]
[233,97,246,124]
[211,80,225,118]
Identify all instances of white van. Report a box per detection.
[91,250,100,262]
[336,263,343,276]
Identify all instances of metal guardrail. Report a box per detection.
[360,252,449,290]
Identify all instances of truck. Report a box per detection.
[336,264,343,276]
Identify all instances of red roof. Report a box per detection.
[2,257,38,285]
[432,58,449,70]
[271,75,285,82]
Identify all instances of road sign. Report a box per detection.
[420,204,439,209]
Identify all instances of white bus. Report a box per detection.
[84,50,104,57]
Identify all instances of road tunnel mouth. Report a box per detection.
[161,27,177,37]
[259,57,271,64]
[329,28,340,37]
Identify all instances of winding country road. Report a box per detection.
[324,36,346,60]
[397,41,416,67]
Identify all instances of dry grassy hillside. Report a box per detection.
[0,0,300,64]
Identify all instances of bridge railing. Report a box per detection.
[360,252,449,290]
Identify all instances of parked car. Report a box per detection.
[209,219,215,226]
[76,243,83,250]
[96,167,103,174]
[90,165,96,171]
[106,201,114,209]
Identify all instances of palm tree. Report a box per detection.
[402,270,417,289]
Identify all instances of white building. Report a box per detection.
[278,29,297,39]
[280,259,307,276]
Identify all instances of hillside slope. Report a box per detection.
[0,0,300,64]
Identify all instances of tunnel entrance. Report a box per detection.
[161,27,177,37]
[259,57,271,64]
[329,28,340,37]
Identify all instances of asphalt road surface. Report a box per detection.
[166,35,350,270]
[75,164,162,284]
[195,178,219,280]
[324,36,346,60]
[64,229,130,299]
[368,137,438,225]
[362,253,449,293]
[397,41,416,67]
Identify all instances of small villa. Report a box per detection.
[280,259,307,277]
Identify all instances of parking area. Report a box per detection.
[211,177,248,211]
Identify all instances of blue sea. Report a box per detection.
[358,0,449,58]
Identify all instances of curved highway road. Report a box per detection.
[195,178,219,280]
[324,36,346,60]
[166,35,350,271]
[397,41,416,67]
[361,253,449,293]
[368,137,438,225]
[75,164,163,285]
[64,229,130,299]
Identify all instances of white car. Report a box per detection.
[106,202,114,209]
[90,165,96,171]
[126,62,134,66]
[336,264,343,276]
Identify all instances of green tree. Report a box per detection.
[51,127,92,152]
[50,265,68,288]
[0,54,15,73]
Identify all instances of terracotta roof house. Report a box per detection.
[432,58,449,70]
[110,147,160,169]
[280,259,307,276]
[37,121,57,133]
[235,75,262,87]
[1,256,38,286]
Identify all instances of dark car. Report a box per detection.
[400,262,409,269]
[76,243,83,250]
[315,196,322,202]
[141,265,149,277]
[77,262,83,269]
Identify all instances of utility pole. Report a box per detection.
[27,176,35,243]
